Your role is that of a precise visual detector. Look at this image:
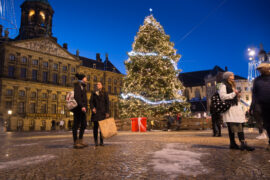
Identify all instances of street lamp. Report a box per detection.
[6,110,12,131]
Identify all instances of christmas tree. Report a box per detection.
[119,14,190,119]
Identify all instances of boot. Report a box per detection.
[100,138,104,146]
[240,141,255,151]
[230,143,240,150]
[73,139,84,149]
[228,130,238,149]
[94,140,99,146]
[78,139,88,147]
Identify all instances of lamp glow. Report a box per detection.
[248,50,255,57]
[7,110,12,115]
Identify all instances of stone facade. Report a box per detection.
[0,0,124,131]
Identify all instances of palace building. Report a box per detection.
[0,0,124,131]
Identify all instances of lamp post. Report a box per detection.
[7,110,12,131]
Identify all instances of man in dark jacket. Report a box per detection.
[90,82,109,146]
[72,73,88,148]
[250,63,270,150]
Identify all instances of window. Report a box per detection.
[62,66,67,72]
[8,66,15,77]
[5,101,12,109]
[30,103,36,113]
[19,90,25,97]
[42,93,47,99]
[41,104,47,113]
[93,63,96,68]
[195,89,201,99]
[18,102,25,113]
[71,77,75,82]
[52,104,57,114]
[31,92,36,98]
[108,86,111,93]
[87,75,90,81]
[32,70,38,80]
[20,68,27,78]
[53,63,58,70]
[43,72,48,82]
[6,89,13,96]
[21,57,27,64]
[245,87,248,91]
[39,11,45,21]
[53,73,58,84]
[108,78,111,84]
[120,80,122,86]
[62,75,67,86]
[52,94,57,100]
[114,79,117,85]
[32,60,38,66]
[71,67,75,72]
[43,62,48,68]
[114,87,117,94]
[94,76,97,82]
[87,83,90,91]
[9,54,15,61]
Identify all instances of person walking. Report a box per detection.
[219,71,254,151]
[90,82,109,146]
[211,113,222,137]
[250,63,270,150]
[72,73,88,149]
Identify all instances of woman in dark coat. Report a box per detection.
[250,63,270,150]
[90,81,109,146]
[72,73,88,148]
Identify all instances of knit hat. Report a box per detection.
[223,71,234,80]
[256,63,270,70]
[75,73,86,80]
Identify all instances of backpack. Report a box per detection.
[66,91,78,111]
[210,92,231,115]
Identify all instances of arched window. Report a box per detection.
[29,9,35,23]
[39,11,46,26]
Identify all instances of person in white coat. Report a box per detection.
[219,71,254,151]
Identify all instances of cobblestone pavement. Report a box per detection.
[0,129,270,180]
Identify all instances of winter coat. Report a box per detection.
[250,74,270,123]
[89,90,109,122]
[218,83,246,123]
[74,81,88,110]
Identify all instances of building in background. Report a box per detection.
[179,66,251,117]
[0,0,123,131]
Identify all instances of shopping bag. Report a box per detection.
[98,118,118,139]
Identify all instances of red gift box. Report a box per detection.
[130,117,147,132]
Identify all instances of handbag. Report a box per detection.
[210,92,231,114]
[98,117,118,139]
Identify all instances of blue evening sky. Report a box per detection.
[13,0,270,78]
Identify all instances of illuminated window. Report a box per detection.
[29,10,35,17]
[39,11,45,20]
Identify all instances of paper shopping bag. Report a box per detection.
[98,118,118,139]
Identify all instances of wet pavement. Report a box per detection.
[0,129,270,180]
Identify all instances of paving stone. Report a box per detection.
[0,129,269,179]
